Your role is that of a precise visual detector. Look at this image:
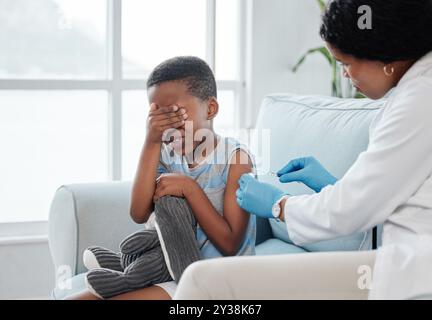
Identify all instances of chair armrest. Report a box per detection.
[48,182,141,276]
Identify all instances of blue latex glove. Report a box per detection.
[277,157,337,193]
[236,174,285,218]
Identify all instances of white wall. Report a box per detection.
[0,240,55,299]
[0,0,332,299]
[246,0,332,127]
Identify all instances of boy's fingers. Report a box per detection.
[160,121,185,132]
[149,103,158,112]
[149,109,188,121]
[150,105,180,115]
[149,109,183,117]
[157,119,185,131]
[152,114,188,124]
[153,188,161,201]
[156,115,187,127]
[154,186,166,202]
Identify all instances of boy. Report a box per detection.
[79,56,256,300]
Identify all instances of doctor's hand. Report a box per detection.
[236,174,285,219]
[277,157,337,193]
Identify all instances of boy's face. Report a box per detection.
[148,81,218,156]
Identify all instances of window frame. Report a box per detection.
[0,0,246,228]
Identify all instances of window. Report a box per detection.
[0,0,244,223]
[0,0,108,79]
[122,0,207,78]
[0,91,109,223]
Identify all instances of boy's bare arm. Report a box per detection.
[218,150,253,254]
[129,139,161,224]
[129,104,187,224]
[154,150,252,256]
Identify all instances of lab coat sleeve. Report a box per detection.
[284,79,432,245]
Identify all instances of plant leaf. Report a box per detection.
[316,46,333,65]
[355,91,366,99]
[316,0,327,12]
[292,46,333,72]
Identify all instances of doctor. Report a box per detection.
[175,0,432,299]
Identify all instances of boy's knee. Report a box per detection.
[154,195,195,227]
[155,196,188,211]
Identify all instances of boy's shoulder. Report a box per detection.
[217,135,248,153]
[158,135,254,169]
[214,135,255,168]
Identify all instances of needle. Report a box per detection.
[255,170,278,176]
[255,171,301,184]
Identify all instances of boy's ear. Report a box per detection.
[207,97,219,121]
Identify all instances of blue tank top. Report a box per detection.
[157,135,256,259]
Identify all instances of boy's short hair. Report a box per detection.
[147,56,217,100]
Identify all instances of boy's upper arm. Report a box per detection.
[223,149,253,237]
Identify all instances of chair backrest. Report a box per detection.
[252,93,385,250]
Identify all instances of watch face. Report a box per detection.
[272,204,281,218]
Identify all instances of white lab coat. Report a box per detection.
[369,235,432,299]
[174,52,432,301]
[283,51,432,247]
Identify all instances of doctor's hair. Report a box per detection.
[320,0,432,63]
[146,56,217,100]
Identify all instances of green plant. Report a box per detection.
[292,0,364,98]
[316,0,327,11]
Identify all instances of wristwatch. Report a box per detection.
[272,195,288,221]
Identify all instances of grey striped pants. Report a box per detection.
[85,196,201,299]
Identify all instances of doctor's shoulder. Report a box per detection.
[391,76,432,112]
[376,77,432,136]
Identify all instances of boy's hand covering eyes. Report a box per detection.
[153,173,196,202]
[146,103,188,144]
